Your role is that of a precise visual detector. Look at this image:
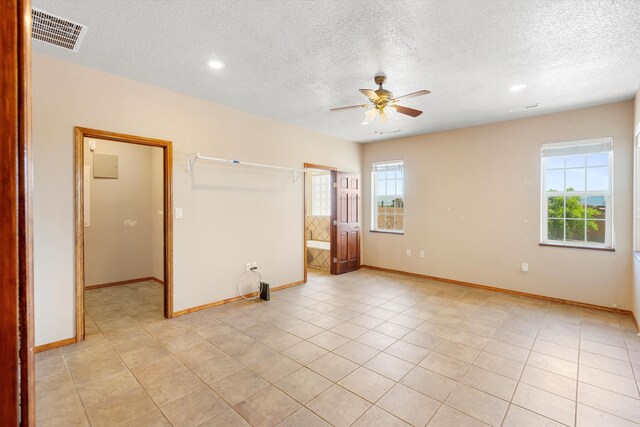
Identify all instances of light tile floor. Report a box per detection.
[36,270,640,426]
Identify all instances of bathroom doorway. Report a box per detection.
[304,163,337,280]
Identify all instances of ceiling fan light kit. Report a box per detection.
[331,73,430,125]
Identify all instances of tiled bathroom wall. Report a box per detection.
[306,215,330,271]
[306,216,330,242]
[307,247,330,271]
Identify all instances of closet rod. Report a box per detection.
[187,153,315,180]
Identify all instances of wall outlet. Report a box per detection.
[175,208,183,219]
[245,263,251,272]
[406,249,412,256]
[521,262,529,272]
[420,250,425,258]
[251,261,257,268]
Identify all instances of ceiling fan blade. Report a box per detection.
[392,90,431,101]
[361,108,379,124]
[330,104,369,112]
[359,89,380,101]
[395,105,423,117]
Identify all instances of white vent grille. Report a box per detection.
[510,103,540,113]
[32,8,87,52]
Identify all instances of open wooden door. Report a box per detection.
[1,0,34,423]
[334,173,361,274]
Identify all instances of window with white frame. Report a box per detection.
[541,137,613,248]
[311,173,331,216]
[371,160,404,232]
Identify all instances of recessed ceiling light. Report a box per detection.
[509,84,527,92]
[207,59,225,70]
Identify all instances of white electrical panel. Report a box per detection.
[93,153,118,178]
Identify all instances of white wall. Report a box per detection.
[84,139,158,285]
[363,101,634,310]
[32,54,362,346]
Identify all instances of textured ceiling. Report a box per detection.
[32,0,640,143]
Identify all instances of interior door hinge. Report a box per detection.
[333,182,337,188]
[333,220,337,226]
[333,258,337,263]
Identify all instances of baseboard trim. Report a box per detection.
[361,265,634,316]
[631,312,640,333]
[172,280,306,317]
[85,277,154,290]
[35,337,77,353]
[151,277,164,286]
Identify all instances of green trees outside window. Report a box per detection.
[547,188,606,243]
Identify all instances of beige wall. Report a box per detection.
[363,101,634,311]
[84,139,158,285]
[32,53,361,345]
[151,148,164,281]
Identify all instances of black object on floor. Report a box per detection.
[260,282,270,301]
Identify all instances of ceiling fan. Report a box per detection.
[330,73,430,124]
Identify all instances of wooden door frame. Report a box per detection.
[1,0,34,423]
[303,163,337,282]
[74,127,174,342]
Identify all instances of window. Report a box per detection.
[371,160,404,232]
[311,173,331,216]
[541,137,613,248]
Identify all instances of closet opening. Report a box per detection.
[74,127,173,342]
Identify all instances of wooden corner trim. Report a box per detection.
[361,265,634,316]
[75,127,171,147]
[34,337,77,353]
[303,163,337,171]
[172,280,305,317]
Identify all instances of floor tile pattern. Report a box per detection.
[36,271,640,426]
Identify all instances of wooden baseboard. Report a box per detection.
[35,337,77,353]
[172,280,306,317]
[361,265,634,316]
[631,312,640,333]
[151,277,164,285]
[85,277,154,290]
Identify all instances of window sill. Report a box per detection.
[539,243,614,252]
[370,229,404,235]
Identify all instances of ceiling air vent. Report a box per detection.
[510,103,540,113]
[32,8,87,52]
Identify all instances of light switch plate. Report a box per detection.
[175,208,183,219]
